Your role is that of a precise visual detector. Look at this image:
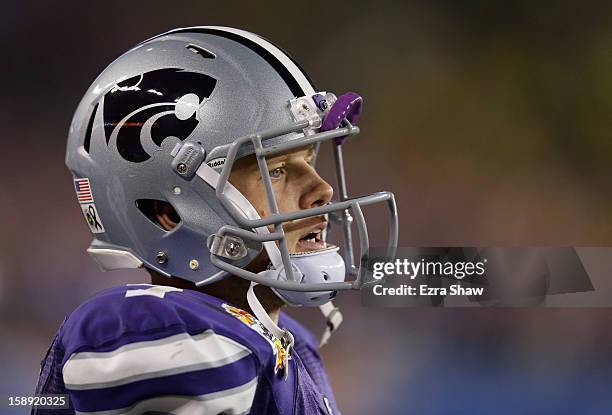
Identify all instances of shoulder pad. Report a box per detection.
[59,284,277,365]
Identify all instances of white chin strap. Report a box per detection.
[318,301,343,347]
[247,281,343,352]
[247,282,294,380]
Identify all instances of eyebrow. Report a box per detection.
[266,145,315,165]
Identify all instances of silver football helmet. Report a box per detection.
[66,26,398,309]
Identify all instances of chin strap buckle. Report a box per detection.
[319,301,343,348]
[280,329,295,381]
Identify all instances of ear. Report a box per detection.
[153,200,180,231]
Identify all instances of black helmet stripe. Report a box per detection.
[161,27,314,98]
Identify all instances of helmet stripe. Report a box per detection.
[160,26,316,98]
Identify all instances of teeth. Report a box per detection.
[299,229,324,244]
[300,237,317,243]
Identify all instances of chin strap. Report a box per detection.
[319,301,343,347]
[247,283,294,380]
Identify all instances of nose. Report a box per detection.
[300,167,334,209]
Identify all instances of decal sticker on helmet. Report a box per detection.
[80,203,105,234]
[74,178,105,234]
[74,178,94,204]
[103,68,217,162]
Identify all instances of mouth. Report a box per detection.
[295,221,327,252]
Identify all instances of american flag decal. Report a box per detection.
[74,178,94,204]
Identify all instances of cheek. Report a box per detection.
[232,178,267,216]
[240,181,298,217]
[273,183,301,214]
[246,189,268,217]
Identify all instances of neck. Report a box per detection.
[149,270,284,324]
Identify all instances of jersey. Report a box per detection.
[32,284,339,415]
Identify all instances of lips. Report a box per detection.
[295,221,327,252]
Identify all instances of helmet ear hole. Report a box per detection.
[136,199,181,231]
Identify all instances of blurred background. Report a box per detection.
[2,0,612,413]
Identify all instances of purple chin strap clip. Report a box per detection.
[320,92,363,144]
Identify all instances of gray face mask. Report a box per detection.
[66,26,398,308]
[197,89,397,306]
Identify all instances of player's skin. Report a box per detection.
[150,144,334,324]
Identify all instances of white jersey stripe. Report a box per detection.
[63,330,251,390]
[201,26,316,97]
[75,377,258,415]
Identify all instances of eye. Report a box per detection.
[269,167,284,179]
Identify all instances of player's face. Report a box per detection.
[229,145,333,253]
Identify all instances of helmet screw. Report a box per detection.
[176,163,188,174]
[156,251,168,264]
[173,186,182,195]
[225,241,242,257]
[189,259,199,270]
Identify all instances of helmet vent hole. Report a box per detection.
[83,102,98,154]
[136,199,181,231]
[186,44,216,59]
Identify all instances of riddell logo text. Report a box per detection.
[206,158,226,169]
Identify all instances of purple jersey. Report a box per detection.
[32,284,339,414]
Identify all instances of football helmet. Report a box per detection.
[66,26,398,309]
